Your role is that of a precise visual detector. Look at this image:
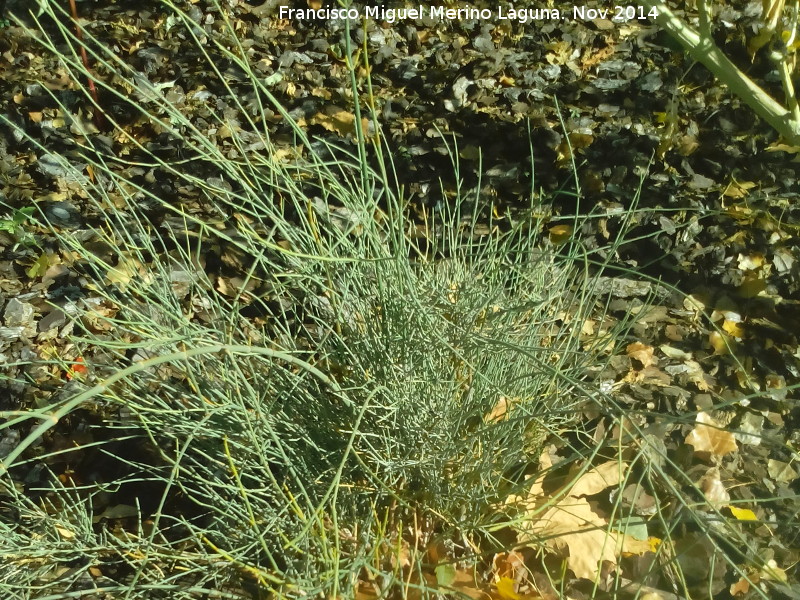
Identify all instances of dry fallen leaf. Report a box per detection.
[569,461,627,497]
[759,559,788,583]
[522,497,618,580]
[486,396,515,423]
[729,577,750,596]
[445,568,492,599]
[495,577,521,600]
[512,459,653,581]
[685,412,738,459]
[626,342,657,367]
[548,224,573,245]
[106,252,150,290]
[683,359,713,391]
[310,105,369,138]
[493,551,526,583]
[737,275,767,298]
[55,525,76,540]
[708,331,733,355]
[767,459,797,483]
[700,467,730,506]
[727,506,757,521]
[721,319,745,339]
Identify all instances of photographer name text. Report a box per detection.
[278,5,659,24]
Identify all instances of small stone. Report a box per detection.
[45,201,81,226]
[169,269,194,298]
[37,153,70,178]
[39,307,68,332]
[0,326,24,340]
[4,298,35,328]
[50,206,71,220]
[0,429,20,459]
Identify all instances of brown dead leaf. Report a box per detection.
[626,366,672,386]
[685,412,738,459]
[767,459,797,483]
[486,396,517,423]
[581,37,616,72]
[569,461,627,497]
[390,539,411,571]
[729,577,750,596]
[105,252,149,290]
[354,581,380,599]
[310,106,369,138]
[520,497,618,580]
[700,467,730,506]
[512,458,652,581]
[683,359,713,391]
[446,569,492,599]
[492,551,529,597]
[626,342,657,368]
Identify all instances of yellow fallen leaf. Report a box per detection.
[737,252,765,271]
[548,224,572,245]
[55,525,76,540]
[106,253,147,290]
[709,331,732,355]
[765,142,800,154]
[723,179,756,199]
[309,105,369,138]
[495,577,520,600]
[727,506,757,521]
[513,454,652,582]
[722,319,745,339]
[616,533,654,556]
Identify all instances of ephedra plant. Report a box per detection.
[0,1,782,599]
